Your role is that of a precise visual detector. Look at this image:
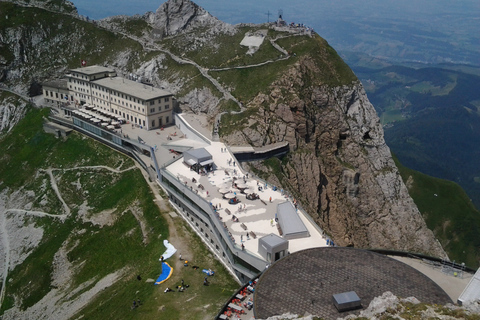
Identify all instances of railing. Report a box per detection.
[174,113,211,145]
[369,249,476,273]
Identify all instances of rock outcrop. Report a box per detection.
[0,93,27,137]
[146,0,234,39]
[223,56,445,257]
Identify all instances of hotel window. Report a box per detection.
[158,106,162,112]
[165,104,169,109]
[149,100,154,105]
[166,116,169,123]
[164,97,169,102]
[152,120,155,127]
[150,108,155,113]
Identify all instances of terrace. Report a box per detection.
[162,139,328,258]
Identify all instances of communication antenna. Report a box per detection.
[278,9,283,20]
[265,10,271,23]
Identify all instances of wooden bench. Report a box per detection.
[260,199,267,206]
[250,231,257,239]
[276,223,283,235]
[225,208,231,215]
[241,223,247,230]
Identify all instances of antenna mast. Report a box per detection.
[265,10,271,23]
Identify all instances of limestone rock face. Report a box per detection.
[147,0,233,38]
[0,94,27,137]
[226,57,445,257]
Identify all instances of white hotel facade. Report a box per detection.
[46,65,174,130]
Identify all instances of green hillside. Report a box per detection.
[0,106,237,318]
[394,155,480,268]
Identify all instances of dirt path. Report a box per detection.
[133,163,192,271]
[44,169,70,216]
[0,212,10,309]
[47,165,137,174]
[0,164,136,309]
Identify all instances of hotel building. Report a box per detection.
[44,65,174,130]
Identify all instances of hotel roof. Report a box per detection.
[69,65,115,75]
[93,76,172,101]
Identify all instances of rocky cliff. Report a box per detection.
[0,0,446,257]
[0,92,27,137]
[145,0,234,39]
[221,55,446,257]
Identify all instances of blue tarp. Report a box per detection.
[202,269,215,276]
[155,262,173,285]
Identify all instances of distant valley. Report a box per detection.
[342,52,480,211]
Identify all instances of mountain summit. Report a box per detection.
[146,0,232,38]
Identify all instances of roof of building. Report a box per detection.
[42,79,68,90]
[69,65,115,75]
[93,76,172,101]
[254,247,452,320]
[184,148,212,161]
[277,201,309,239]
[458,267,480,304]
[259,233,288,249]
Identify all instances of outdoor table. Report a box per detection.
[228,303,242,311]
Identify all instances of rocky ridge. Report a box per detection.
[223,56,445,256]
[146,0,235,39]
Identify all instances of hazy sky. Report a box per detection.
[72,0,480,65]
[73,0,479,26]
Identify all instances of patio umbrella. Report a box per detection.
[223,192,236,199]
[219,188,231,194]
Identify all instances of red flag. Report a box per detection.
[81,59,87,67]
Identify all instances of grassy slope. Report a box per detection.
[0,107,238,318]
[394,156,480,268]
[212,34,356,105]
